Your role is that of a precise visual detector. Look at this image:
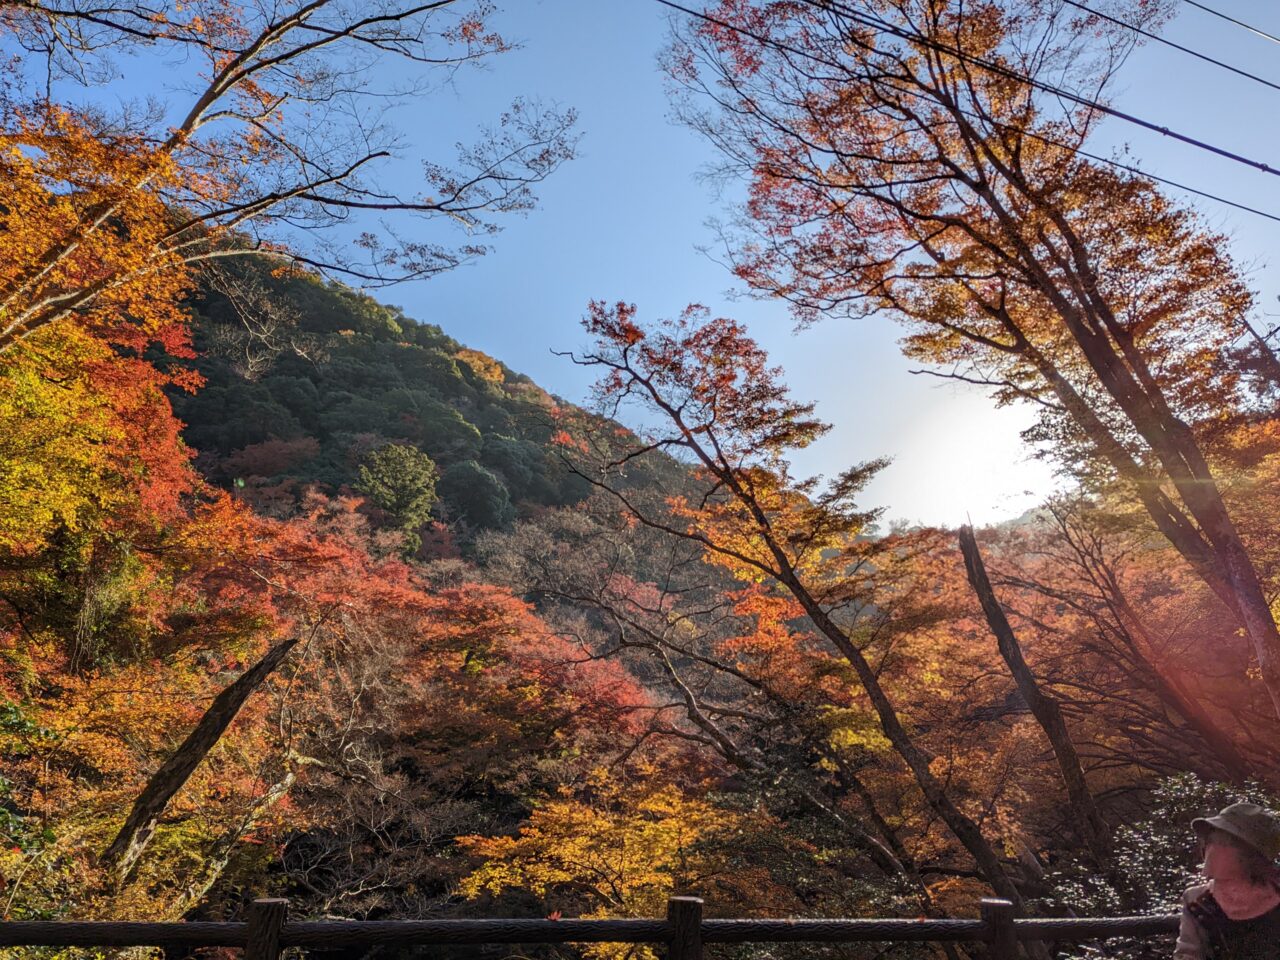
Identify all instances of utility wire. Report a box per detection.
[654,0,1280,222]
[1181,0,1280,46]
[1061,0,1280,93]
[796,0,1280,178]
[1009,127,1280,223]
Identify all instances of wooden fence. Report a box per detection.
[0,897,1180,960]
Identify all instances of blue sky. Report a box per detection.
[66,1,1280,526]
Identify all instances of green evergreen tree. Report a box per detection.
[356,444,439,556]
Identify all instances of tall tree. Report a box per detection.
[0,0,575,351]
[668,0,1280,714]
[958,525,1108,867]
[565,301,1030,908]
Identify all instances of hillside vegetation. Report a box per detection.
[2,253,1276,954]
[177,264,593,536]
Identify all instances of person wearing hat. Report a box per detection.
[1174,802,1280,960]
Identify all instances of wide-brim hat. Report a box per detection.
[1193,802,1280,861]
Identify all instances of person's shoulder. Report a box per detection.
[1182,882,1213,907]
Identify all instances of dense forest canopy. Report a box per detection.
[178,262,599,531]
[1,0,1279,958]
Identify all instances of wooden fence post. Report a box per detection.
[667,896,704,960]
[980,898,1017,960]
[245,898,288,960]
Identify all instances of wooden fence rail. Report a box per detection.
[0,896,1181,960]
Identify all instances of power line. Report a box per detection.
[654,0,1280,222]
[1061,0,1280,93]
[1181,0,1280,46]
[1012,129,1280,224]
[797,0,1280,179]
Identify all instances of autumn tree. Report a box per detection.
[0,0,575,352]
[456,730,921,958]
[667,0,1280,715]
[958,524,1109,868]
[460,773,798,960]
[456,348,506,387]
[561,301,1034,908]
[0,320,198,559]
[271,563,653,920]
[480,505,926,890]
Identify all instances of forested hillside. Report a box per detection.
[175,262,598,536]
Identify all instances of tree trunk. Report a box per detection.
[100,636,299,884]
[958,526,1110,868]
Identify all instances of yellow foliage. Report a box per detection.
[821,707,892,755]
[460,773,757,960]
[0,103,193,351]
[456,348,505,385]
[0,328,124,551]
